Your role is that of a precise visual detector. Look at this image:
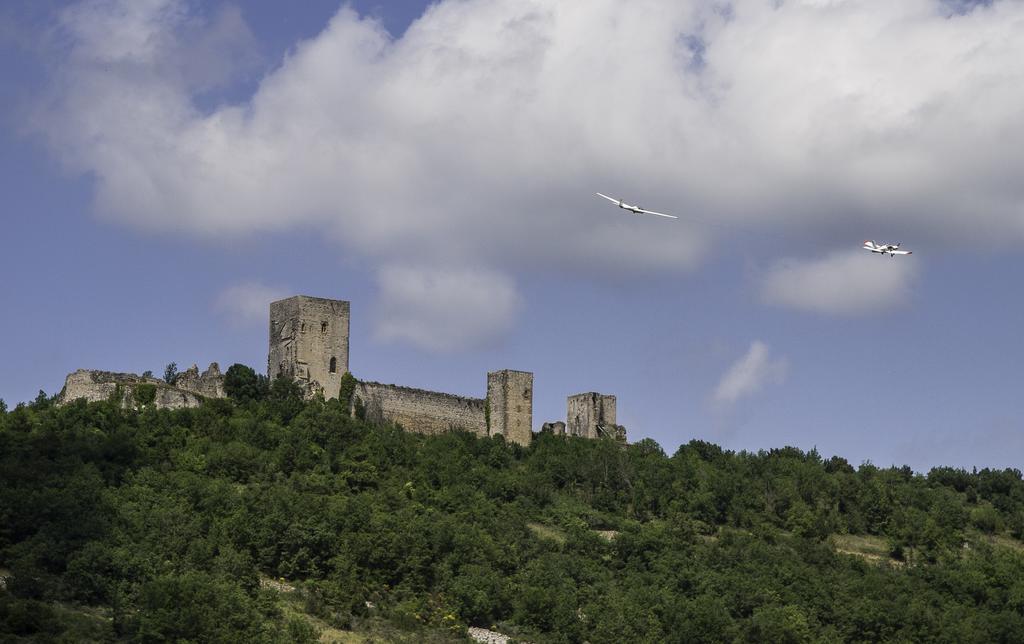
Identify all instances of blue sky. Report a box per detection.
[2,0,1022,472]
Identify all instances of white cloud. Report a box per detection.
[27,0,1024,344]
[216,282,288,325]
[37,1,1024,262]
[761,249,918,315]
[713,341,788,407]
[374,265,523,353]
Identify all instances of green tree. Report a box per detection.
[30,390,52,410]
[745,605,813,643]
[224,363,269,403]
[125,572,274,643]
[163,362,179,385]
[338,371,357,412]
[971,505,1003,534]
[132,384,156,408]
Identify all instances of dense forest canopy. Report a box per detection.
[2,373,1024,642]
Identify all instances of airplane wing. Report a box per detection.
[636,208,678,219]
[596,192,621,204]
[890,250,913,255]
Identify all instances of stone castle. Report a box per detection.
[58,294,626,445]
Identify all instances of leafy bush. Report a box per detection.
[133,384,156,407]
[338,371,357,411]
[224,363,269,403]
[971,505,1004,534]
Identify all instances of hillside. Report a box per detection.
[2,381,1024,642]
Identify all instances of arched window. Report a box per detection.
[321,321,328,333]
[329,357,337,373]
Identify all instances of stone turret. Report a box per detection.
[567,392,625,440]
[269,295,350,399]
[487,370,533,446]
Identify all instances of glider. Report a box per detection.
[863,240,913,258]
[596,192,677,219]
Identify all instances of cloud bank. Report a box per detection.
[761,249,918,315]
[40,0,1024,247]
[31,0,1024,345]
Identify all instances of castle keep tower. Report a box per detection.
[567,392,617,439]
[269,296,350,399]
[487,370,533,446]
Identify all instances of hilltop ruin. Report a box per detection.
[57,294,625,445]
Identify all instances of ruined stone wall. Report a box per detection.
[58,370,207,410]
[174,362,225,399]
[269,296,350,399]
[487,370,533,446]
[352,382,487,436]
[567,392,617,439]
[541,421,566,436]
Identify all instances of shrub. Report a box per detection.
[338,371,357,412]
[971,505,1003,534]
[224,364,269,403]
[133,384,157,408]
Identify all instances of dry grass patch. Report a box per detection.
[977,533,1024,554]
[527,522,567,544]
[830,534,901,566]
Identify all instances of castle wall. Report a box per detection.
[567,392,617,439]
[487,370,533,446]
[58,369,207,410]
[352,382,487,436]
[269,296,350,399]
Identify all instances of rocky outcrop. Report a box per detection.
[467,627,512,644]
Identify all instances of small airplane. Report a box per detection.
[863,240,913,258]
[596,192,677,219]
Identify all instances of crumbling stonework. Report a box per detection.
[541,421,566,436]
[269,295,350,399]
[58,369,208,410]
[352,382,487,436]
[174,362,225,399]
[567,392,625,440]
[487,370,533,446]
